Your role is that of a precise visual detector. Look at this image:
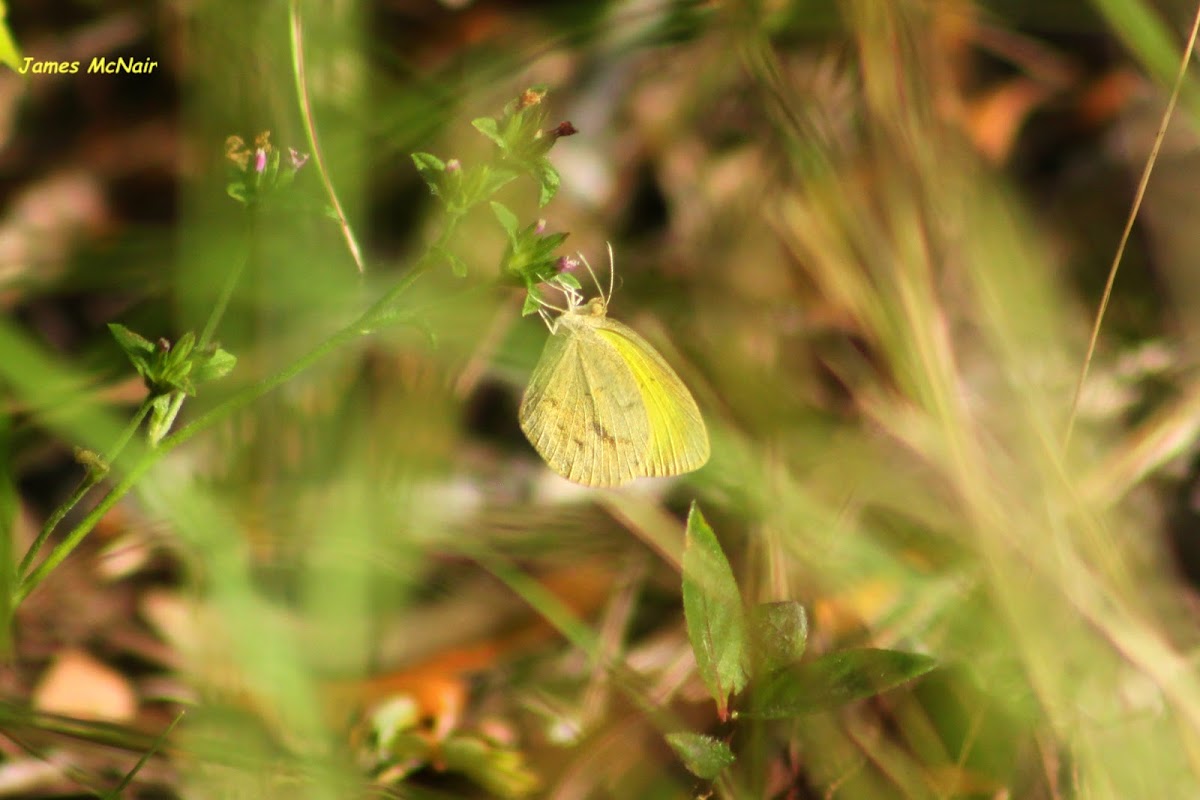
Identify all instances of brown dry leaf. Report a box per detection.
[32,647,137,723]
[962,78,1050,163]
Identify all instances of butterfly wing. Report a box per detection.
[595,319,710,478]
[519,327,652,487]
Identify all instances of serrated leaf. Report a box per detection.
[748,601,808,677]
[490,201,520,240]
[471,117,506,149]
[682,502,747,720]
[745,648,937,720]
[665,732,735,781]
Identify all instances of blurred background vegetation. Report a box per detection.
[4,0,1200,797]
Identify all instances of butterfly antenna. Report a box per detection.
[605,242,616,304]
[577,251,605,303]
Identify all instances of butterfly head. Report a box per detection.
[537,245,616,331]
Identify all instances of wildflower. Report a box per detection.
[224,135,250,170]
[288,147,309,171]
[252,132,271,173]
[516,88,545,110]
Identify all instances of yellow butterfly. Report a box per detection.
[519,250,710,487]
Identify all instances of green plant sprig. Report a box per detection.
[669,503,937,793]
[14,87,574,607]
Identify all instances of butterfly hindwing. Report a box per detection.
[596,319,709,478]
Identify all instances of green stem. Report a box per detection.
[17,400,152,579]
[105,709,185,798]
[287,0,364,274]
[199,246,249,349]
[360,214,461,328]
[107,399,153,458]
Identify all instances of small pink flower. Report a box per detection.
[288,148,309,170]
[253,148,268,174]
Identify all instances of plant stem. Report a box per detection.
[17,400,152,579]
[288,0,364,274]
[199,246,249,349]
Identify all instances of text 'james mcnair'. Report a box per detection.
[19,57,159,74]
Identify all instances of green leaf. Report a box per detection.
[748,601,808,677]
[192,348,237,385]
[744,648,937,720]
[490,201,520,240]
[108,323,161,387]
[522,288,544,316]
[168,331,196,364]
[411,152,445,172]
[665,732,735,781]
[554,271,582,292]
[108,323,156,363]
[226,182,250,204]
[530,231,569,261]
[681,502,747,720]
[532,159,560,207]
[471,117,506,150]
[411,152,445,198]
[480,166,520,199]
